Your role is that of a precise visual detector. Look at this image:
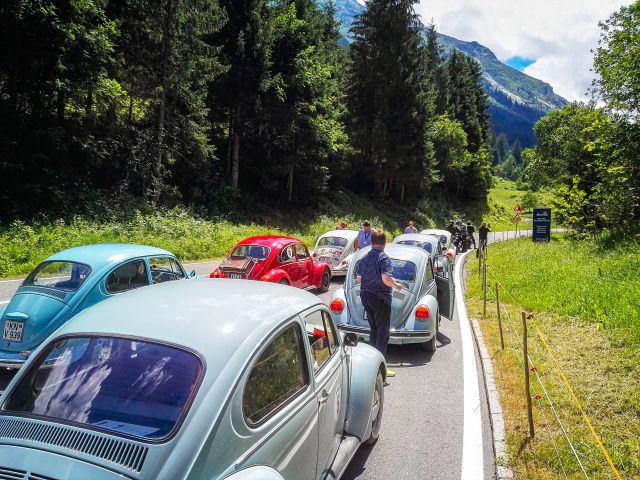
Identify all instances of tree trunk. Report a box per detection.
[226,107,234,182]
[288,164,294,202]
[231,131,240,190]
[85,83,94,117]
[128,95,134,123]
[400,181,405,204]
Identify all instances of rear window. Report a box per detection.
[3,336,203,441]
[397,240,433,253]
[23,261,91,292]
[231,245,270,260]
[390,259,417,282]
[317,237,348,248]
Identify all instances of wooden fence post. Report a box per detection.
[522,311,534,439]
[496,283,504,350]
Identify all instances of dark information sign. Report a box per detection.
[533,208,551,242]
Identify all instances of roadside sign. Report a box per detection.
[514,203,523,213]
[532,208,551,242]
[512,213,522,223]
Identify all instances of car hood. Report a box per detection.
[0,291,71,352]
[346,283,416,329]
[0,445,126,480]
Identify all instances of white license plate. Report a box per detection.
[3,321,24,342]
[229,274,242,279]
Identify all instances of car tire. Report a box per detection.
[421,316,438,353]
[279,279,289,286]
[365,370,385,445]
[318,269,331,293]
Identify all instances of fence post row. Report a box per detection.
[522,311,535,439]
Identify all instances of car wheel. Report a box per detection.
[421,316,438,352]
[365,370,385,445]
[279,279,289,286]
[318,269,331,293]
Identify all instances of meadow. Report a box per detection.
[466,235,640,479]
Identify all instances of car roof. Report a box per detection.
[354,244,429,265]
[236,236,301,249]
[46,243,175,269]
[318,230,359,241]
[420,229,451,237]
[393,233,438,244]
[56,278,323,361]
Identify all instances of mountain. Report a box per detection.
[333,0,569,147]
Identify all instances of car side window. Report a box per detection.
[295,244,309,259]
[435,257,449,280]
[106,260,148,294]
[304,310,338,372]
[243,323,309,426]
[279,245,296,264]
[425,259,434,282]
[149,257,185,284]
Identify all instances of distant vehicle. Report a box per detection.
[0,244,192,372]
[0,280,386,480]
[312,229,359,277]
[420,228,457,262]
[329,244,455,352]
[392,233,444,261]
[210,236,332,292]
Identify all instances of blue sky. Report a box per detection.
[407,0,632,101]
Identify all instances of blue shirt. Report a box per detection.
[356,248,393,304]
[356,229,373,249]
[404,226,418,234]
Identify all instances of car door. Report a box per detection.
[434,255,455,318]
[303,309,348,479]
[295,244,313,288]
[279,244,301,287]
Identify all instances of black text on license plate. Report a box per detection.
[3,321,24,342]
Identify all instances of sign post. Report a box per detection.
[532,208,551,242]
[512,204,522,237]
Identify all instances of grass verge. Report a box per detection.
[466,236,640,479]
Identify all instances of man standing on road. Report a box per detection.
[467,221,476,249]
[477,222,490,257]
[404,221,418,234]
[356,230,404,377]
[354,221,373,250]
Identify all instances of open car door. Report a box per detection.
[434,255,455,319]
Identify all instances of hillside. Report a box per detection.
[334,0,569,147]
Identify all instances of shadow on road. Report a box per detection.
[342,442,376,478]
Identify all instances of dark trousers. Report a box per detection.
[361,291,391,355]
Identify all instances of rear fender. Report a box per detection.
[311,261,330,288]
[402,294,439,332]
[222,466,285,480]
[329,288,348,325]
[261,269,290,284]
[344,343,385,441]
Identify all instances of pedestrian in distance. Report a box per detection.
[355,230,404,377]
[336,222,347,230]
[404,221,418,234]
[354,220,373,250]
[467,221,476,249]
[477,222,490,257]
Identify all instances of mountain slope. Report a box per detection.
[333,0,569,147]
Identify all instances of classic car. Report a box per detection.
[210,236,332,292]
[392,233,444,260]
[0,279,386,480]
[312,229,359,276]
[329,244,455,352]
[0,244,192,372]
[420,228,456,262]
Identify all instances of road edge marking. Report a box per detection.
[454,250,485,480]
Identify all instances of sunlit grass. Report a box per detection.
[466,236,640,479]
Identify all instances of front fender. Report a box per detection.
[222,466,285,480]
[260,269,290,284]
[344,343,385,441]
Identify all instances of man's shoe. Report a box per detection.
[386,369,396,377]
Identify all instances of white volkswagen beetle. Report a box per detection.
[420,229,456,263]
[312,230,359,277]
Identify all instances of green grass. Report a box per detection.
[466,235,640,479]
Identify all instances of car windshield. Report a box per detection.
[3,336,203,441]
[390,259,417,282]
[23,261,91,292]
[397,240,433,253]
[230,245,270,260]
[317,237,348,248]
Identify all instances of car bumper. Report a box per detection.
[0,351,28,370]
[337,324,434,345]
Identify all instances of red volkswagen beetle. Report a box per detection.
[210,236,332,292]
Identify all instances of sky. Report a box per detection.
[357,0,631,102]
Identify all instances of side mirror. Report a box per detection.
[189,270,197,278]
[344,332,358,347]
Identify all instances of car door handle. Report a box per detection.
[319,390,330,404]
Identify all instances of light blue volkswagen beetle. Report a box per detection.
[0,244,192,372]
[0,279,386,479]
[329,244,455,352]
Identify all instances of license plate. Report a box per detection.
[229,274,242,279]
[320,257,332,263]
[3,321,24,342]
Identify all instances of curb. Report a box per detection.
[459,252,514,480]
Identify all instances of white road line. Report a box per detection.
[454,250,484,480]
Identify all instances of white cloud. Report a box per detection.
[414,0,632,101]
